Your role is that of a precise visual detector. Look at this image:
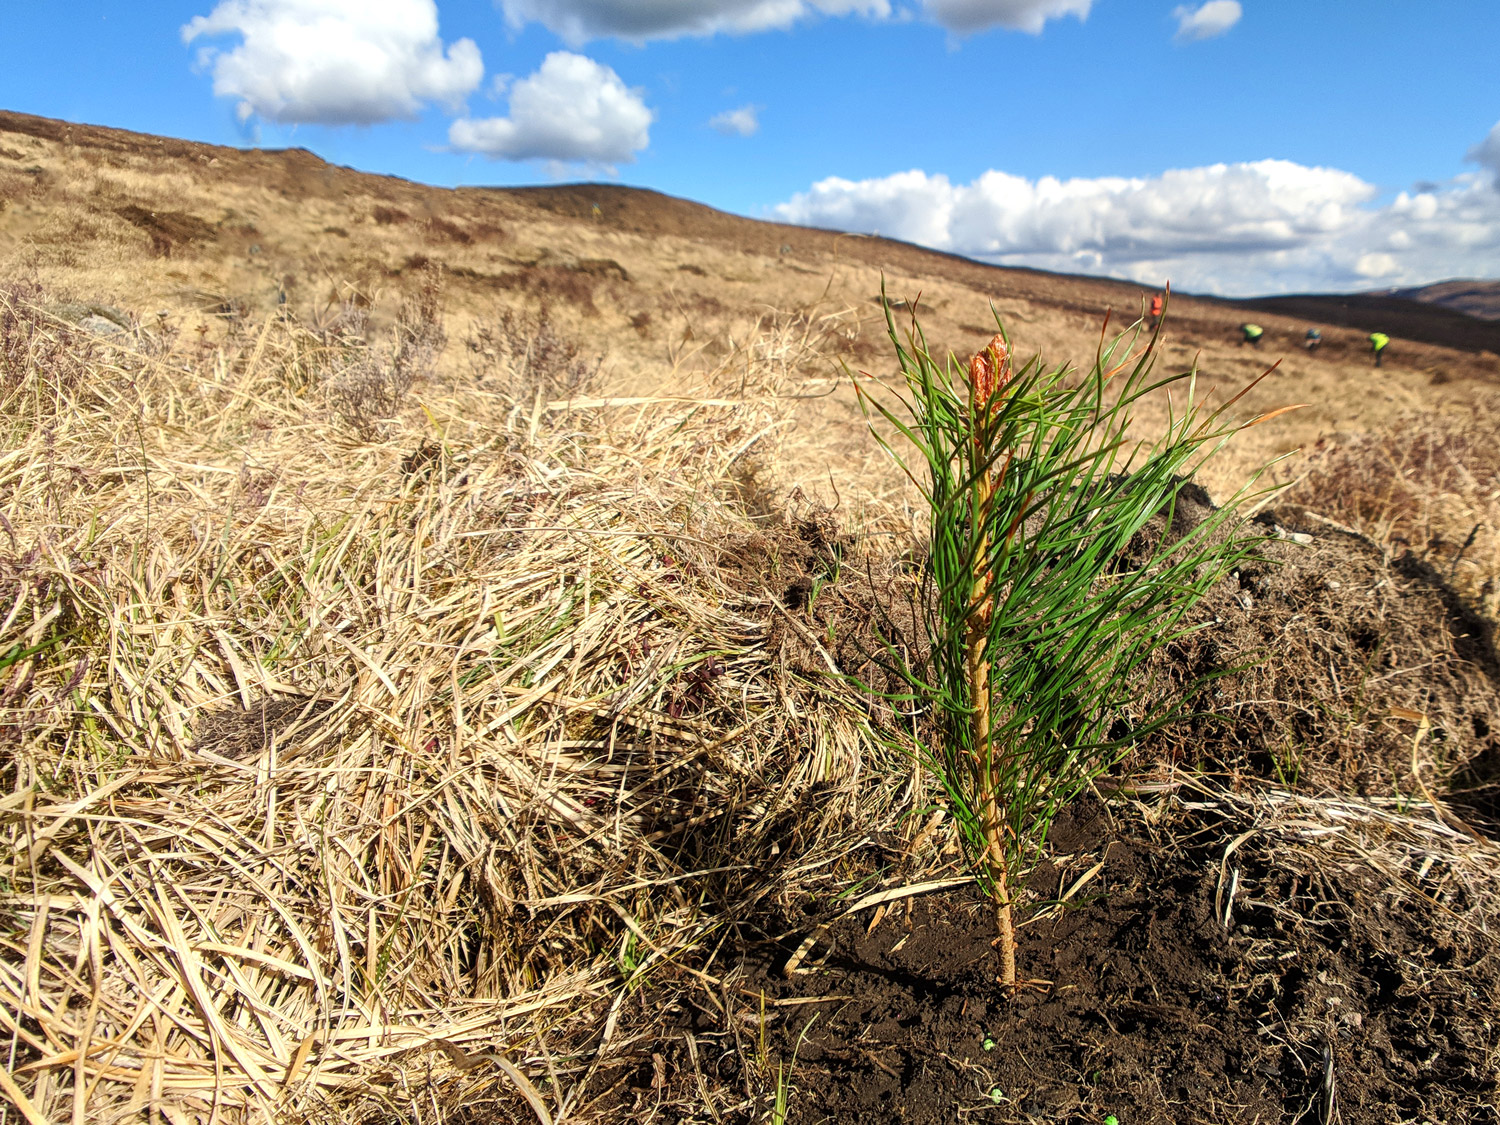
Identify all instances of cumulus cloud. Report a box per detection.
[182,0,482,125]
[778,161,1373,258]
[773,151,1500,295]
[1468,119,1500,184]
[919,0,1091,35]
[497,0,1089,42]
[710,105,761,136]
[448,51,652,166]
[497,0,889,45]
[1353,253,1399,279]
[1172,0,1241,42]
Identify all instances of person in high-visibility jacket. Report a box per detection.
[1240,323,1264,348]
[1369,332,1390,367]
[1148,293,1164,329]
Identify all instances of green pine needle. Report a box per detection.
[856,287,1285,968]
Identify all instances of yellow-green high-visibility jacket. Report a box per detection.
[1370,333,1390,351]
[1241,324,1264,339]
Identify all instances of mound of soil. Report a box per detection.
[683,504,1500,1123]
[740,799,1500,1125]
[1154,505,1500,810]
[734,495,1500,813]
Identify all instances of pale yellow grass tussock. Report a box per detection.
[0,285,911,1123]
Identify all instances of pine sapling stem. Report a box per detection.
[968,340,1017,989]
[969,563,1016,987]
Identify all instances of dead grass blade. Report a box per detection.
[0,285,916,1124]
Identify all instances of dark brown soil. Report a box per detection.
[737,799,1500,1125]
[189,694,336,759]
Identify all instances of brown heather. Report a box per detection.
[1,110,1500,1124]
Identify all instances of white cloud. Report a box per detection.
[1172,0,1241,42]
[448,51,652,166]
[773,150,1500,295]
[497,0,1089,42]
[497,0,889,45]
[778,168,960,246]
[778,160,1373,258]
[182,0,482,125]
[1468,119,1500,185]
[710,105,761,136]
[1353,252,1399,279]
[919,0,1091,35]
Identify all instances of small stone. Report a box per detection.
[77,314,126,337]
[49,302,130,330]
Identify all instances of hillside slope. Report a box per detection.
[2,106,1499,506]
[1387,278,1500,321]
[1238,288,1500,350]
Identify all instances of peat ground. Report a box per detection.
[739,794,1499,1125]
[582,504,1500,1125]
[2,110,1499,1124]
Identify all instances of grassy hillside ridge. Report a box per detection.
[1,103,1495,726]
[4,108,1497,340]
[4,108,1499,547]
[1386,278,1500,321]
[3,110,1500,1124]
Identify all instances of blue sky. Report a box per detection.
[2,0,1498,295]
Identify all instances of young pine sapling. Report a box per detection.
[859,296,1296,989]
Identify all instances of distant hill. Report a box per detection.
[1383,279,1500,321]
[3,105,1500,389]
[1232,290,1500,355]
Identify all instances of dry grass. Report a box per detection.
[2,273,1499,1124]
[4,112,1500,1123]
[1155,778,1500,937]
[1287,397,1500,621]
[0,284,917,1124]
